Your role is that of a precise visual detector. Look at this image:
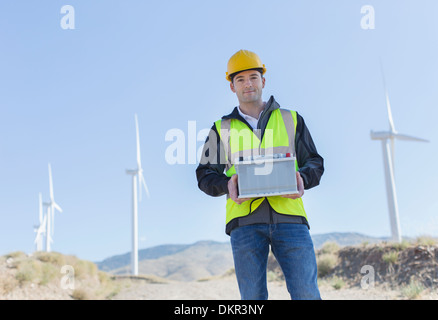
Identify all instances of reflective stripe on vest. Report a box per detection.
[215,108,307,224]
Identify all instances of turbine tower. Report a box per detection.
[34,192,47,252]
[126,114,150,275]
[44,163,63,252]
[370,63,428,243]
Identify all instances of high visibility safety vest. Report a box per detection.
[215,108,308,225]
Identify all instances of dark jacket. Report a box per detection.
[196,96,324,234]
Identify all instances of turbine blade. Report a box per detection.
[53,202,63,213]
[34,214,47,244]
[393,133,429,142]
[51,206,54,236]
[47,233,53,244]
[39,192,43,224]
[135,114,142,169]
[390,137,395,175]
[34,227,41,244]
[41,213,47,233]
[379,59,396,133]
[48,163,54,201]
[385,92,396,133]
[140,172,150,199]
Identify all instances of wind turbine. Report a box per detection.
[126,114,150,275]
[370,63,429,243]
[34,192,47,252]
[44,163,63,252]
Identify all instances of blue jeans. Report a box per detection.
[230,223,321,300]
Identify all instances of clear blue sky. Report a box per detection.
[0,1,437,262]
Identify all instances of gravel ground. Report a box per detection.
[3,275,437,300]
[111,276,406,300]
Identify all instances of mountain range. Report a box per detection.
[96,232,388,281]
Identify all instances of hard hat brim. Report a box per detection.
[226,66,266,82]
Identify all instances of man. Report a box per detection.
[196,49,324,300]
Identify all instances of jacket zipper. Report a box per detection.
[258,109,271,223]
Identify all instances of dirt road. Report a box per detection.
[112,276,402,300]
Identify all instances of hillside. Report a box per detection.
[97,232,386,281]
[311,232,387,248]
[0,251,123,300]
[331,241,438,289]
[1,234,436,300]
[268,237,438,299]
[97,243,193,272]
[105,241,233,282]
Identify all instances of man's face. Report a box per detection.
[230,70,265,104]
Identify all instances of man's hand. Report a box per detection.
[281,171,305,199]
[228,174,252,204]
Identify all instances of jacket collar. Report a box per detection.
[222,95,279,121]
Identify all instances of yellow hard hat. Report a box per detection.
[226,49,266,81]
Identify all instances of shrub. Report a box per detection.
[72,259,97,279]
[330,276,345,290]
[0,275,19,295]
[71,288,91,300]
[39,263,59,285]
[317,254,337,278]
[391,241,410,251]
[267,271,279,282]
[382,251,399,265]
[415,236,437,246]
[5,251,27,260]
[34,252,66,266]
[401,280,425,300]
[320,242,340,254]
[361,241,369,247]
[15,260,41,284]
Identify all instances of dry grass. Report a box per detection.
[3,238,438,300]
[382,251,399,265]
[0,251,122,300]
[317,253,338,278]
[415,236,437,247]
